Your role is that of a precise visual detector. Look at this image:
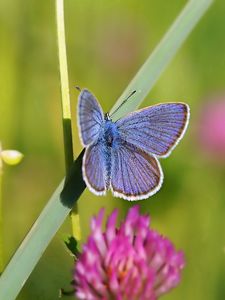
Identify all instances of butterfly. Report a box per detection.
[78,89,190,201]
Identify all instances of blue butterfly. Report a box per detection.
[78,89,190,201]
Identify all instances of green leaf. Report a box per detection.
[64,235,80,258]
[110,0,214,121]
[0,151,85,300]
[0,0,213,299]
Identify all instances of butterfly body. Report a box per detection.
[96,114,122,188]
[102,116,120,148]
[78,89,190,201]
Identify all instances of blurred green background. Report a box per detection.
[1,0,225,299]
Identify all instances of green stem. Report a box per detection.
[0,157,3,273]
[56,0,81,240]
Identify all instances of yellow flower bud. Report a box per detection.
[1,150,24,165]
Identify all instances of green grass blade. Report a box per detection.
[0,0,213,299]
[0,152,85,300]
[110,0,213,121]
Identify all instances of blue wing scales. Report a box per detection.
[111,142,163,200]
[116,103,189,157]
[78,89,104,146]
[82,142,107,195]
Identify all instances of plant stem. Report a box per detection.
[56,0,81,240]
[0,153,3,273]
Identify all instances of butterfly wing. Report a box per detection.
[82,142,107,195]
[116,103,189,157]
[78,89,104,146]
[110,142,163,200]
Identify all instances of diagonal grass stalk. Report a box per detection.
[110,0,213,121]
[0,0,213,299]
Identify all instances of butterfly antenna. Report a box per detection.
[110,90,136,117]
[75,85,81,92]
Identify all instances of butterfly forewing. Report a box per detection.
[78,89,104,146]
[110,142,163,200]
[116,103,189,158]
[83,143,107,195]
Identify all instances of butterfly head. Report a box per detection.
[102,115,120,148]
[104,112,111,121]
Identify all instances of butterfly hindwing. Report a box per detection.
[78,89,104,146]
[110,142,163,200]
[116,103,189,157]
[82,142,107,195]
